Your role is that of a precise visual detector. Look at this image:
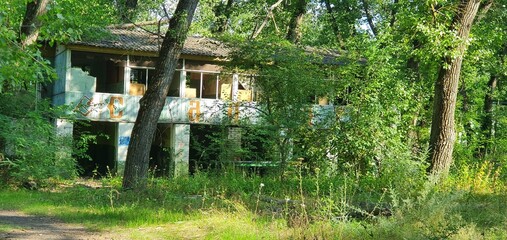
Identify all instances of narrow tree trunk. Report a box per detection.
[360,0,377,37]
[250,0,284,39]
[118,0,138,23]
[322,0,345,47]
[20,0,50,47]
[477,75,498,157]
[428,0,481,177]
[478,44,507,157]
[122,0,199,191]
[286,0,307,44]
[213,0,234,34]
[407,39,422,154]
[389,0,399,28]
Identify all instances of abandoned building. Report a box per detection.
[46,27,334,177]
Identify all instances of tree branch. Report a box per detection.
[360,0,377,36]
[477,0,494,22]
[250,0,284,39]
[389,0,399,28]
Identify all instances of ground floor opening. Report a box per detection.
[73,121,117,177]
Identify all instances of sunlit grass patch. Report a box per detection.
[0,223,17,233]
[0,170,506,239]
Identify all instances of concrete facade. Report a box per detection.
[51,44,263,177]
[50,35,336,177]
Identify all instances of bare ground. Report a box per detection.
[0,210,120,240]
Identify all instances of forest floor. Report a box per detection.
[0,210,122,240]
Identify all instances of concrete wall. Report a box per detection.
[170,124,190,177]
[117,122,134,174]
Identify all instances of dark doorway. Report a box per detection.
[74,121,117,177]
[189,125,222,174]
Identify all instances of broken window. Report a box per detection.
[129,67,155,96]
[186,71,222,99]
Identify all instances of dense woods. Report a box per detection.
[1,0,507,238]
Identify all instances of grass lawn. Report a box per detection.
[0,174,506,239]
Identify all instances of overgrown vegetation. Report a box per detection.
[0,165,506,239]
[2,0,507,238]
[0,92,82,187]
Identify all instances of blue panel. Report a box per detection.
[119,136,130,146]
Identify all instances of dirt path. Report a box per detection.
[0,210,118,240]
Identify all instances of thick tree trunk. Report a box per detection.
[428,0,481,177]
[122,0,199,191]
[286,0,307,44]
[20,0,50,47]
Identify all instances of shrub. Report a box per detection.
[0,93,79,187]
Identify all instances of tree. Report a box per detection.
[212,0,235,34]
[116,0,139,22]
[285,0,308,44]
[1,0,116,186]
[1,0,116,92]
[122,0,199,191]
[428,0,482,177]
[19,0,50,47]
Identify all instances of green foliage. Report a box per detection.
[0,0,116,92]
[0,30,55,93]
[0,92,79,185]
[39,0,117,44]
[0,167,506,239]
[227,39,337,171]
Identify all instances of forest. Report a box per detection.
[1,0,507,239]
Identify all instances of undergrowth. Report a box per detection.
[0,163,505,239]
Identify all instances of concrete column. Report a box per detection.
[225,127,242,161]
[170,124,190,177]
[179,59,187,97]
[280,128,294,162]
[117,122,134,175]
[124,55,131,95]
[232,73,239,102]
[52,45,71,105]
[55,119,73,160]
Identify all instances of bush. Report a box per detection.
[0,92,79,187]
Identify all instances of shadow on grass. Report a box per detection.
[456,192,507,229]
[0,210,95,240]
[0,187,206,229]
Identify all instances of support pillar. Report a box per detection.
[117,122,134,175]
[225,127,242,161]
[55,119,73,160]
[170,124,190,177]
[56,119,73,136]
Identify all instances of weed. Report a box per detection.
[0,164,506,239]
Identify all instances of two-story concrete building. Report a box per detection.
[46,26,335,177]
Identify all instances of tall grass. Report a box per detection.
[0,164,506,239]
